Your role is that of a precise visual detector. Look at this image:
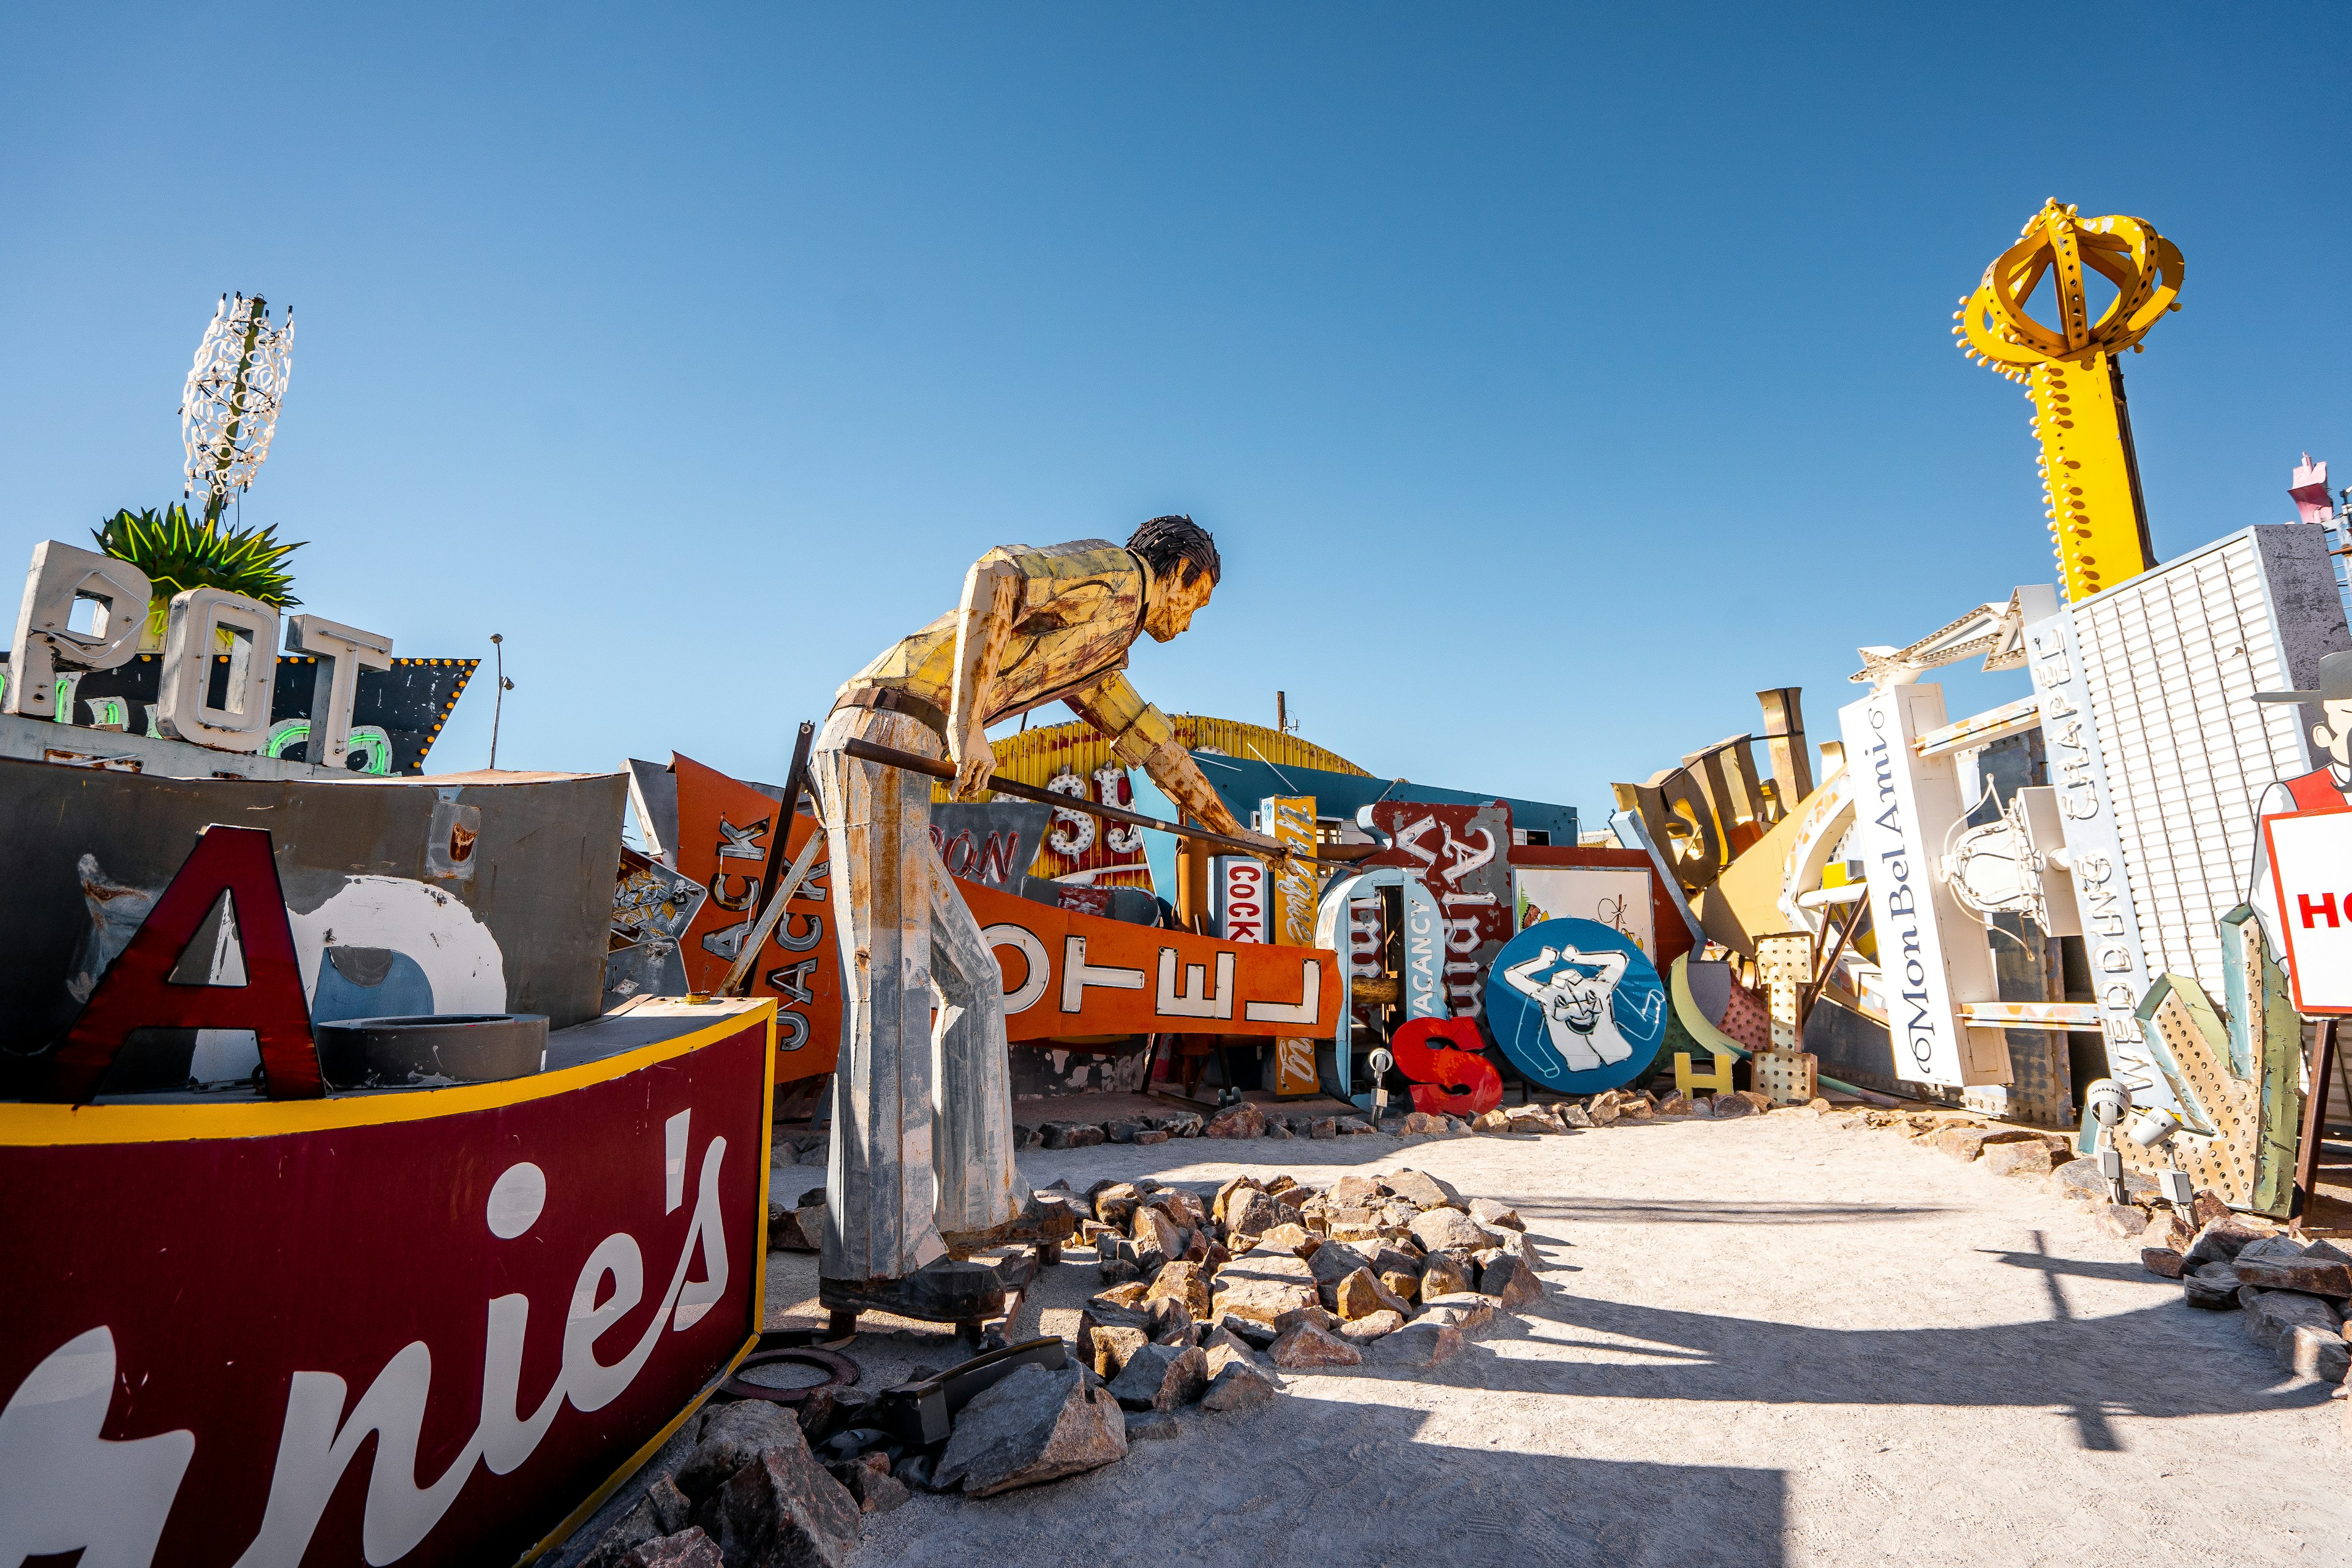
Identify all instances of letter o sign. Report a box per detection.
[984,923,1050,1014]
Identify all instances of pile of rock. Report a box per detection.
[1063,1165,1545,1419]
[575,1400,866,1568]
[2139,1213,2352,1384]
[1808,1099,2203,1240]
[999,1082,1803,1154]
[579,1349,1146,1564]
[1014,1102,1382,1148]
[1390,1085,1777,1136]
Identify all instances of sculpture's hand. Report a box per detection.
[949,722,995,800]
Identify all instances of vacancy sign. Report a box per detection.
[2265,805,2352,1014]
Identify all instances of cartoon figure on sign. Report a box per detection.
[1485,918,1668,1095]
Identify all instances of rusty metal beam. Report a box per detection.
[1914,695,2044,758]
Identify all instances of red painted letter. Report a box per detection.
[1389,1015,1503,1117]
[41,824,322,1102]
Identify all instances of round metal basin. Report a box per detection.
[315,1012,548,1090]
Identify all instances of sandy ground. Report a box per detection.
[752,1109,2352,1568]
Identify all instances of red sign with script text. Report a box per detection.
[0,1016,770,1568]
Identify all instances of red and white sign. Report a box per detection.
[1217,856,1270,944]
[0,1012,772,1568]
[2264,805,2352,1014]
[673,753,842,1082]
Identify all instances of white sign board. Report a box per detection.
[1213,856,1270,944]
[1515,867,1656,960]
[1838,683,2010,1087]
[2264,807,2352,1014]
[2064,526,2336,1001]
[2025,604,2176,1113]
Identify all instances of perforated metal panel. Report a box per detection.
[1755,932,1812,1052]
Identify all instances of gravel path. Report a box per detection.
[796,1109,2352,1568]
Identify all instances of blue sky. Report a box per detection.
[6,4,2348,820]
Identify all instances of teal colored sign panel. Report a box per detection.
[1483,918,1668,1095]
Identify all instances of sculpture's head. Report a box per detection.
[1129,514,1221,643]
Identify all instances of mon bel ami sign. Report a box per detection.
[2265,805,2352,1014]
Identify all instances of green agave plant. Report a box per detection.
[94,504,304,641]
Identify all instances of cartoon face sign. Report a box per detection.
[1483,918,1668,1095]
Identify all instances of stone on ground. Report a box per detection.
[2088,1202,2149,1238]
[1106,1343,1209,1411]
[2050,1157,2157,1205]
[583,1474,695,1568]
[1419,1292,1498,1333]
[1199,1343,1280,1411]
[1251,1222,1319,1257]
[2242,1290,2350,1382]
[2233,1250,2352,1298]
[693,1434,861,1568]
[1087,1324,1149,1379]
[1145,1259,1213,1321]
[1477,1252,1543,1308]
[1981,1140,2057,1179]
[831,1452,911,1515]
[1468,1197,1523,1231]
[2142,1248,2186,1280]
[1306,1240,1373,1285]
[1224,1188,1281,1242]
[1381,1169,1460,1210]
[1374,1319,1464,1367]
[675,1401,805,1503]
[1340,1309,1406,1340]
[2183,1216,2269,1269]
[1205,1102,1268,1139]
[1408,1207,1490,1255]
[934,1362,1129,1497]
[1332,1265,1412,1321]
[1931,1125,2040,1162]
[1123,1410,1182,1441]
[1420,1253,1472,1298]
[1213,1251,1321,1327]
[2185,1262,2244,1310]
[1268,1320,1363,1368]
[1092,1182,1144,1228]
[616,1528,723,1568]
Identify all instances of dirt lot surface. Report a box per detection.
[753,1108,2352,1568]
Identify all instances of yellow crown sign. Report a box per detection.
[1954,200,2185,601]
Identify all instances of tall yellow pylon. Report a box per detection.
[1954,200,2185,601]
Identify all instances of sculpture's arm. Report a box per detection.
[1572,948,1630,987]
[1499,949,1559,998]
[948,556,1021,798]
[1066,673,1262,843]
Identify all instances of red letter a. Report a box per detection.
[40,824,322,1102]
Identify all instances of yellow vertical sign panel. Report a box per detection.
[1263,794,1322,1098]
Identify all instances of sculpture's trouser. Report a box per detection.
[810,704,1019,1281]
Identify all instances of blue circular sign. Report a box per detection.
[1482,918,1669,1095]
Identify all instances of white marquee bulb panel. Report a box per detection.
[2070,527,2342,1000]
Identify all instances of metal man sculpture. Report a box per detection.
[812,515,1269,1322]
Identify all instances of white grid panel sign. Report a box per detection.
[2073,533,2310,998]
